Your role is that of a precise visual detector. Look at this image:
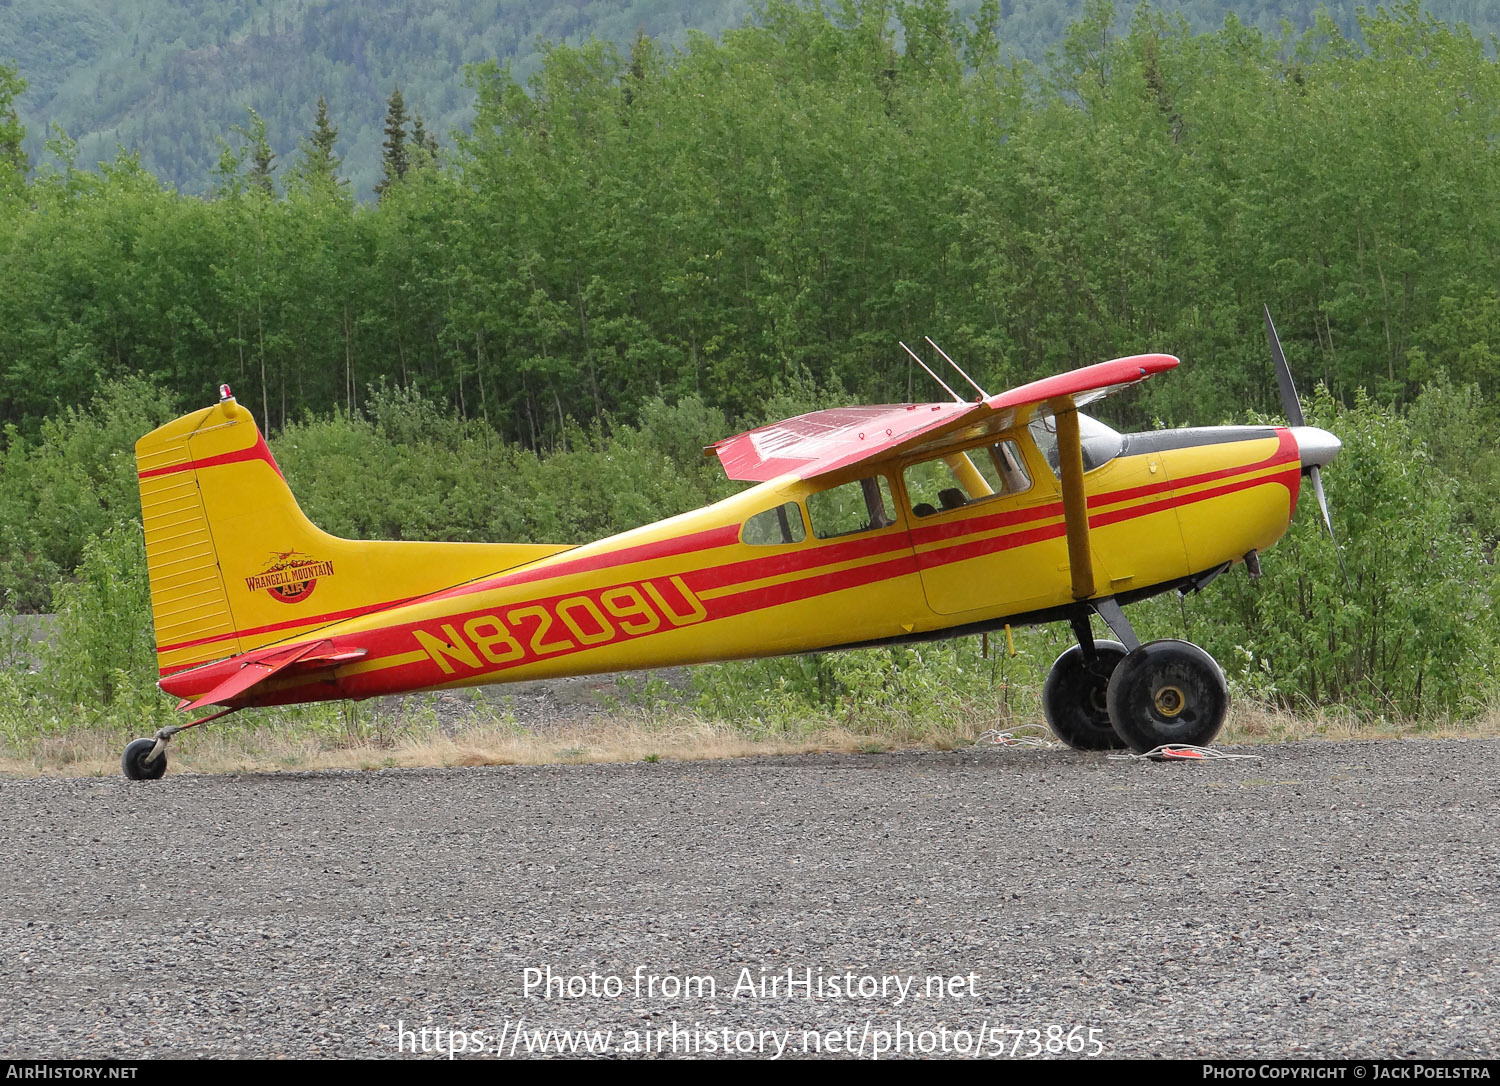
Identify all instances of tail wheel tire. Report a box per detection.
[1043,640,1130,751]
[122,738,167,781]
[1105,639,1228,754]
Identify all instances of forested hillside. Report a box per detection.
[1,0,1495,435]
[0,0,754,199]
[2,0,1497,199]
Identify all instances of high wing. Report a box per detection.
[707,353,1179,482]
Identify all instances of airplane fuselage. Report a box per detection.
[159,419,1302,709]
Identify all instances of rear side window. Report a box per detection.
[742,502,807,545]
[806,477,897,539]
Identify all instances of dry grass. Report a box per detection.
[4,700,1500,778]
[1218,699,1500,744]
[0,712,984,778]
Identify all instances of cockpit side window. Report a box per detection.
[806,476,897,539]
[742,501,808,546]
[904,442,1031,518]
[1027,413,1124,475]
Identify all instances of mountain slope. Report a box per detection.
[1,0,1495,199]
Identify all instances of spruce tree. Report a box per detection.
[410,112,440,167]
[375,87,409,199]
[240,109,275,197]
[310,96,341,176]
[294,95,344,189]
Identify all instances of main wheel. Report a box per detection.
[1043,640,1130,750]
[1105,639,1228,754]
[122,738,167,781]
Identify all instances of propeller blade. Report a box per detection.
[1310,464,1346,576]
[1266,307,1341,565]
[1309,465,1336,544]
[1264,304,1304,428]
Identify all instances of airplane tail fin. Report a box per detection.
[135,388,570,678]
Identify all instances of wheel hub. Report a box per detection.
[1153,684,1186,717]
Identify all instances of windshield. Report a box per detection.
[1027,413,1124,475]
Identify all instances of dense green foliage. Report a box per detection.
[1177,389,1500,718]
[0,378,179,611]
[5,2,1500,446]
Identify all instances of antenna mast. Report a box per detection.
[926,337,989,399]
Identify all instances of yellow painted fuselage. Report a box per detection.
[145,402,1300,710]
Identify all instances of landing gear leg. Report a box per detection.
[1092,597,1141,651]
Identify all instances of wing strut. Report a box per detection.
[1054,406,1095,600]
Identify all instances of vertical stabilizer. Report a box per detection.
[135,390,572,677]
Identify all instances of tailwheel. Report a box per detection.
[1043,640,1129,751]
[1105,639,1228,754]
[122,737,167,781]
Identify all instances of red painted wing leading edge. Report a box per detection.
[707,354,1180,482]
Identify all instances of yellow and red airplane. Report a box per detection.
[122,313,1339,778]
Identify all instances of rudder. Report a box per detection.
[136,400,246,672]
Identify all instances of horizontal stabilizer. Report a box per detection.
[175,641,366,713]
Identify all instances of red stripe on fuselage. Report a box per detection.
[157,594,429,663]
[680,528,914,595]
[155,526,741,667]
[914,522,1068,572]
[1087,466,1302,529]
[704,555,922,621]
[417,524,743,604]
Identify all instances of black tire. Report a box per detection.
[1105,639,1228,754]
[122,738,167,781]
[1043,640,1130,750]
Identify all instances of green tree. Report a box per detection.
[0,64,27,193]
[375,86,409,199]
[410,111,440,168]
[241,109,276,197]
[290,94,344,191]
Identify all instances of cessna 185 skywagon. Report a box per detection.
[122,312,1339,778]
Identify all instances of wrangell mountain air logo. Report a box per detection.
[245,551,335,604]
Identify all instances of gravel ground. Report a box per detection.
[2,737,1497,1060]
[395,671,658,734]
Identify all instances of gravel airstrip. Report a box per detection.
[2,737,1497,1060]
